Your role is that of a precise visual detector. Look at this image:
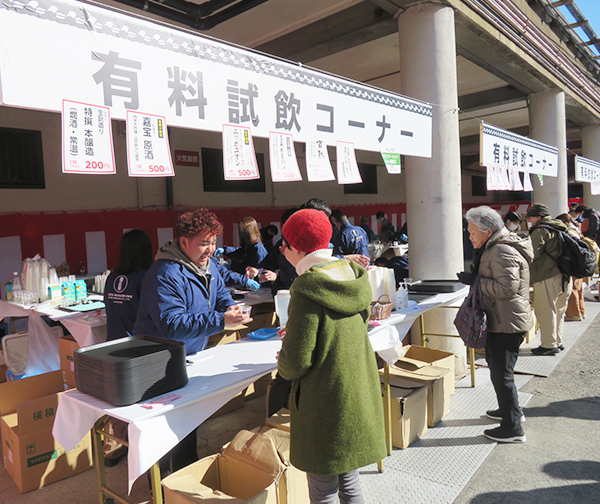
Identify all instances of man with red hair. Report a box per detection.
[134,208,250,354]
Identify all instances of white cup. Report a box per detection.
[274,290,291,328]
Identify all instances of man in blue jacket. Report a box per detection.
[331,210,370,257]
[134,208,250,354]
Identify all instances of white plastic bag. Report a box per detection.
[26,311,61,376]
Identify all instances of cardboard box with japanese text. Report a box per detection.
[162,429,287,504]
[0,371,92,493]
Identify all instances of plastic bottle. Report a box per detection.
[12,272,22,304]
[395,284,409,310]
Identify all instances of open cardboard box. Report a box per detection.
[0,371,93,493]
[399,345,455,394]
[265,408,290,433]
[386,384,428,449]
[58,335,80,388]
[382,364,450,427]
[259,426,310,504]
[162,429,287,504]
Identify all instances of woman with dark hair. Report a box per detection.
[104,229,153,341]
[102,228,153,467]
[220,216,268,274]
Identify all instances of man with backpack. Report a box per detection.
[526,204,573,355]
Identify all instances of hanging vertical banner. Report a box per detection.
[62,100,115,174]
[380,147,401,174]
[222,124,260,180]
[512,168,524,191]
[523,172,534,192]
[499,166,511,190]
[126,111,174,177]
[336,141,362,184]
[268,132,302,182]
[486,166,498,191]
[306,140,335,182]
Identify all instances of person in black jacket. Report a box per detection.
[579,205,600,245]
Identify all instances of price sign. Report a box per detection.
[223,124,260,180]
[336,141,362,184]
[269,132,302,182]
[62,100,115,174]
[126,111,174,177]
[306,139,335,182]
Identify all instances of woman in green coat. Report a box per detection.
[277,209,386,504]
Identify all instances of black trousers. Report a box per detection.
[485,332,526,431]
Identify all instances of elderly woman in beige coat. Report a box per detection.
[458,206,533,443]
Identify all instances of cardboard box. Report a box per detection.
[259,426,311,504]
[400,345,455,394]
[387,384,428,449]
[383,364,450,427]
[162,429,286,504]
[265,408,290,433]
[58,335,80,388]
[206,329,239,349]
[0,364,7,383]
[0,371,93,493]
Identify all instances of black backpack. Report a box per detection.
[536,225,596,278]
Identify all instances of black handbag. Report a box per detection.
[453,276,488,349]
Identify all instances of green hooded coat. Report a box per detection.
[277,259,387,475]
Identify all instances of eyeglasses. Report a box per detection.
[280,238,291,251]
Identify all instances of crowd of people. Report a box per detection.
[458,201,599,446]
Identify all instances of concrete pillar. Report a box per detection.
[582,125,600,209]
[529,90,568,217]
[398,3,466,375]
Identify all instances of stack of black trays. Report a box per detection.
[74,336,188,406]
[410,280,464,293]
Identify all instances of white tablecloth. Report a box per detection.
[52,337,281,492]
[0,299,107,347]
[368,286,469,363]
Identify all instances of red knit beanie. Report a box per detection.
[282,209,332,253]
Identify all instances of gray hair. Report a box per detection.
[465,206,504,233]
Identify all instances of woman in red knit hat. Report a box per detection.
[277,209,386,504]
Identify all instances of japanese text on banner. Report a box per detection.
[126,111,174,177]
[223,124,260,180]
[268,132,302,182]
[62,100,115,174]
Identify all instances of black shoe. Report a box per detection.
[483,426,526,443]
[558,344,565,351]
[104,456,122,468]
[531,346,560,356]
[485,409,526,423]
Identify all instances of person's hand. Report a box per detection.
[345,254,370,268]
[214,247,225,257]
[457,271,476,285]
[224,305,253,328]
[245,266,259,279]
[277,327,286,340]
[259,270,277,282]
[245,279,261,291]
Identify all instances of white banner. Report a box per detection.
[0,0,432,157]
[575,155,600,183]
[61,100,115,174]
[268,132,302,182]
[336,142,362,184]
[306,140,335,182]
[222,125,259,180]
[126,111,174,177]
[480,122,558,177]
[380,147,401,174]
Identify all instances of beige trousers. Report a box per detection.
[533,274,572,349]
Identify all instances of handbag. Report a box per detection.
[453,276,488,349]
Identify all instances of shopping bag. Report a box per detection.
[453,277,487,349]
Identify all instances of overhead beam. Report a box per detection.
[458,86,527,112]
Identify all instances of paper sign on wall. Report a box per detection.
[380,147,401,174]
[512,168,524,191]
[269,132,302,182]
[223,124,260,180]
[62,100,116,174]
[306,140,335,182]
[486,166,498,190]
[336,141,362,184]
[126,111,174,177]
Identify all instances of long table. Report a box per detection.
[51,286,468,501]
